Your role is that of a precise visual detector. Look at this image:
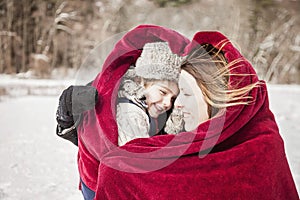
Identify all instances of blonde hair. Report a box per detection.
[181,43,260,117]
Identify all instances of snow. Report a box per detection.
[0,96,82,200]
[0,74,75,98]
[0,80,299,199]
[268,84,300,194]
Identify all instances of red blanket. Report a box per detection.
[77,25,299,199]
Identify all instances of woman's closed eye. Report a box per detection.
[180,90,192,97]
[180,88,192,97]
[183,93,192,97]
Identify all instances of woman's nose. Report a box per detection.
[174,94,183,108]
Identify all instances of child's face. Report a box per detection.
[144,81,179,118]
[174,70,209,131]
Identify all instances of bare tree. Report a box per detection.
[5,0,13,73]
[31,1,78,77]
[0,0,298,83]
[252,9,300,83]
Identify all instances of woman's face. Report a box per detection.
[174,70,209,131]
[144,81,179,118]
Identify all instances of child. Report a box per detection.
[116,42,182,145]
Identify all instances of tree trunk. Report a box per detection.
[21,0,30,73]
[6,0,13,73]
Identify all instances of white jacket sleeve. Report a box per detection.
[116,103,150,146]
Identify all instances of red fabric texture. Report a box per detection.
[77,25,299,199]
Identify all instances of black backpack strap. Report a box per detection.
[148,116,158,137]
[117,97,135,104]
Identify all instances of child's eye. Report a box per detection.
[160,90,167,95]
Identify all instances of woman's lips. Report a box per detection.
[183,112,190,118]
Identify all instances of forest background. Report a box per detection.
[0,0,299,85]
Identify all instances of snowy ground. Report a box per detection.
[0,79,299,199]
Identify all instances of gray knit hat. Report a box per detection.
[135,42,182,82]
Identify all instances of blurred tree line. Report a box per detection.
[0,0,299,83]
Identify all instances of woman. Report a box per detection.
[166,43,260,133]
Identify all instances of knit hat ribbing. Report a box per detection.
[135,42,182,82]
